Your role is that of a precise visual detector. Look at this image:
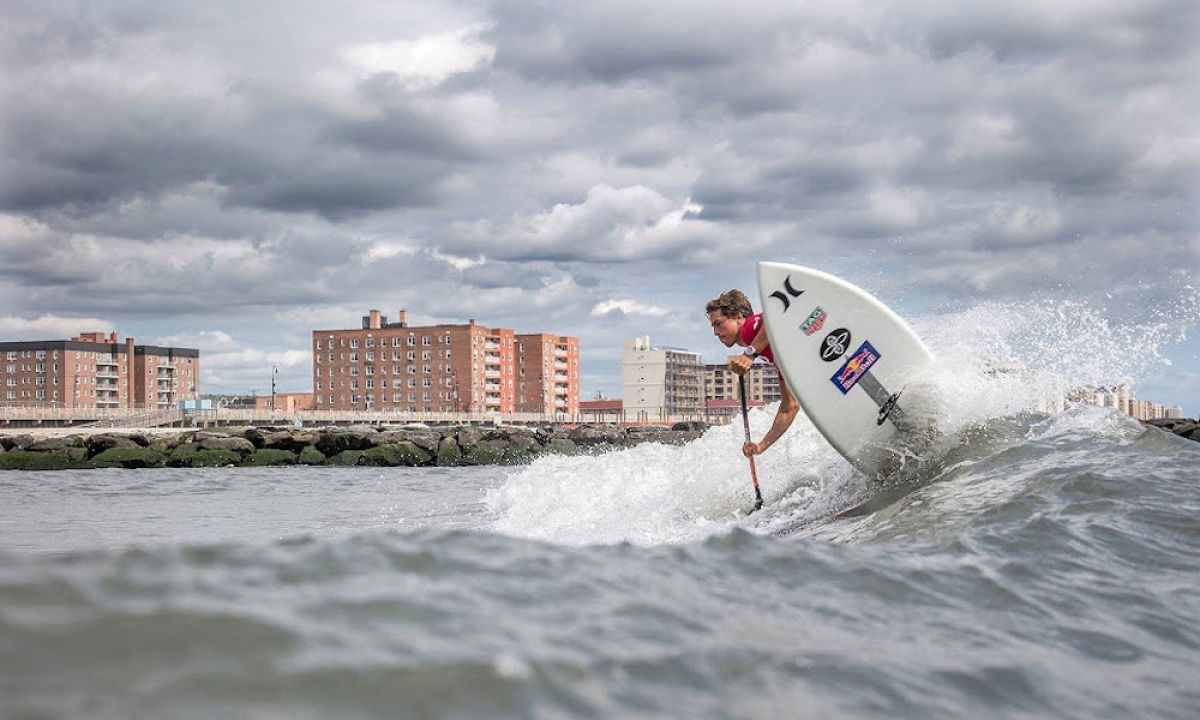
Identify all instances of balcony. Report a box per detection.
[97,356,119,367]
[484,370,501,379]
[97,371,119,379]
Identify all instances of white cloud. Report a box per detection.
[151,330,240,352]
[591,300,671,317]
[0,314,116,340]
[339,25,495,90]
[444,184,733,262]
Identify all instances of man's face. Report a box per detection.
[708,310,743,347]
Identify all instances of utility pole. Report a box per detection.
[271,365,278,410]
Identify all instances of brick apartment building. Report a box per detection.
[0,332,200,409]
[312,310,580,415]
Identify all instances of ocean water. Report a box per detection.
[2,302,1199,719]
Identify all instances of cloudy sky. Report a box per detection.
[2,0,1197,412]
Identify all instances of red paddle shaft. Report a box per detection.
[739,374,765,511]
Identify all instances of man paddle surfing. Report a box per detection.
[707,289,802,511]
[706,288,801,460]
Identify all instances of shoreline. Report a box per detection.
[0,423,708,471]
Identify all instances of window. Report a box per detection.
[407,335,415,346]
[444,334,452,344]
[423,378,432,387]
[350,367,359,376]
[422,350,431,361]
[365,352,374,362]
[366,380,374,389]
[422,336,431,346]
[366,337,375,348]
[392,337,402,348]
[350,339,359,349]
[316,340,323,350]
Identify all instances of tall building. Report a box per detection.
[515,333,581,415]
[0,332,200,409]
[704,359,780,404]
[621,336,703,420]
[312,309,580,414]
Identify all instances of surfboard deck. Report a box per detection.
[757,262,936,478]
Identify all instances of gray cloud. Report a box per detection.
[1,0,1196,409]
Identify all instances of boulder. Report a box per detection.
[85,433,141,457]
[671,421,709,432]
[456,426,484,451]
[263,431,317,453]
[27,437,73,453]
[196,435,256,455]
[568,425,623,447]
[316,428,378,456]
[0,449,77,471]
[148,433,191,454]
[360,443,433,467]
[542,438,578,455]
[374,430,441,454]
[463,438,535,465]
[326,450,366,466]
[298,445,326,465]
[0,434,32,451]
[242,427,268,448]
[436,436,463,467]
[91,448,166,469]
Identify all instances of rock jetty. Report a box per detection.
[1141,417,1200,444]
[0,423,709,471]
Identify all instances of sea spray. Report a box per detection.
[487,295,1198,547]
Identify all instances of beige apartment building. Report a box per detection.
[704,360,781,404]
[621,336,704,420]
[312,310,579,415]
[0,332,200,409]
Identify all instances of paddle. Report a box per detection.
[738,374,765,512]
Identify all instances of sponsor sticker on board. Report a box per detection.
[801,307,827,336]
[819,328,851,362]
[831,340,880,394]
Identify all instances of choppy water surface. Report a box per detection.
[2,302,1199,719]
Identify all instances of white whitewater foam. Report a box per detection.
[487,294,1197,547]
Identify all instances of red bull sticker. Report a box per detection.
[800,307,827,336]
[831,340,880,394]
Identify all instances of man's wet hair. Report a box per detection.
[705,289,753,320]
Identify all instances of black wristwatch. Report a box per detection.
[743,347,758,359]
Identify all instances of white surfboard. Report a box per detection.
[757,261,936,477]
